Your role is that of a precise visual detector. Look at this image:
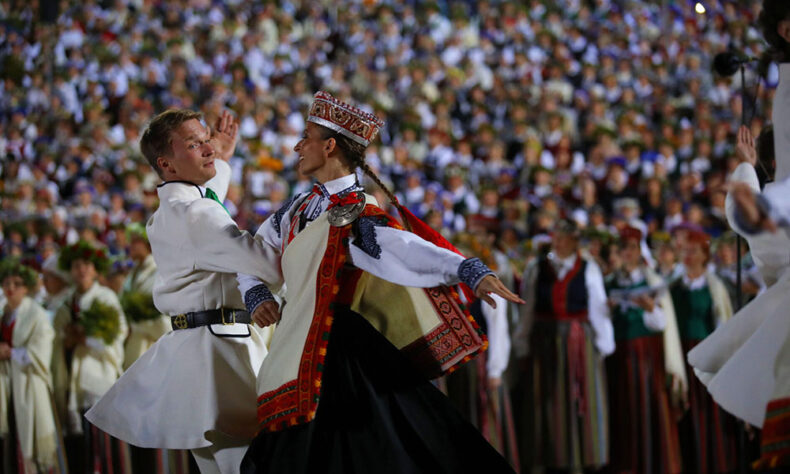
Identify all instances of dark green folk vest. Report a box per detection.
[608,276,659,341]
[670,279,714,341]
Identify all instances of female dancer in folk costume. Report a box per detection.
[689,0,790,468]
[52,241,131,474]
[86,110,278,474]
[237,91,523,473]
[669,230,736,473]
[512,219,614,472]
[0,260,67,473]
[605,226,685,474]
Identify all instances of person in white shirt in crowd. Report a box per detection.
[0,259,66,473]
[52,241,130,474]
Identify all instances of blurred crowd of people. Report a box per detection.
[0,0,778,472]
[0,0,772,273]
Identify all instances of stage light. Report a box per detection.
[695,3,706,14]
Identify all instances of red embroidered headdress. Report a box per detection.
[307,91,385,147]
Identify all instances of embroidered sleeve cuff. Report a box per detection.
[245,284,275,314]
[351,215,389,259]
[735,193,778,235]
[458,257,494,290]
[759,193,790,228]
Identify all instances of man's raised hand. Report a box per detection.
[210,110,239,162]
[735,125,757,166]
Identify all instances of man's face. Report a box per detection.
[158,119,216,185]
[552,232,577,258]
[293,122,329,177]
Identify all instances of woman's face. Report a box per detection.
[293,122,330,177]
[620,239,641,268]
[682,241,708,269]
[2,276,29,309]
[71,259,97,293]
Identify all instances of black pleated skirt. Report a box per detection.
[241,308,514,474]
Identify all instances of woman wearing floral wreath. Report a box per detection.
[52,240,130,474]
[237,91,523,473]
[605,226,685,474]
[0,259,67,473]
[120,223,193,474]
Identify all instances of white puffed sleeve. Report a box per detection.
[585,260,615,356]
[347,218,492,290]
[481,294,511,379]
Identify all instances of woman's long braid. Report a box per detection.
[356,157,412,231]
[322,126,407,225]
[354,156,397,206]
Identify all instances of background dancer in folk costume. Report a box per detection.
[605,226,685,474]
[0,260,67,473]
[668,230,736,473]
[120,223,172,371]
[86,109,281,474]
[728,124,790,467]
[119,222,192,474]
[237,91,523,474]
[445,233,519,471]
[41,255,72,321]
[52,240,131,474]
[512,219,614,473]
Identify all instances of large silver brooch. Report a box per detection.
[328,200,365,227]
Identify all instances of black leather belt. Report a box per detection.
[170,308,251,330]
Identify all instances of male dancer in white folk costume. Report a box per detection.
[688,6,790,469]
[687,126,785,429]
[86,110,281,474]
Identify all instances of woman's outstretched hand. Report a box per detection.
[474,275,525,308]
